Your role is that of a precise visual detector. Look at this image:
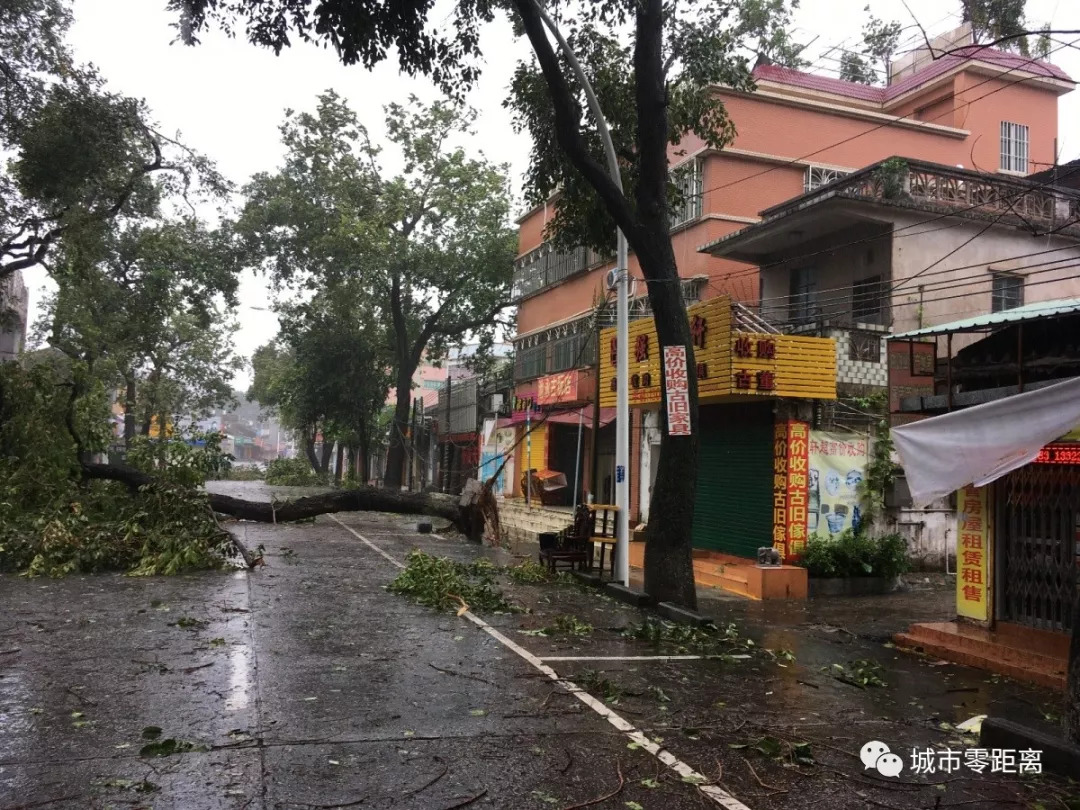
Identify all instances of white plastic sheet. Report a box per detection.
[891,376,1080,507]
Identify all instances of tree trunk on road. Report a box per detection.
[334,443,344,483]
[80,461,485,540]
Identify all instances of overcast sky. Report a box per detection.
[25,0,1080,387]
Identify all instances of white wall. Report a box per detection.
[889,210,1080,341]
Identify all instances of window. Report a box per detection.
[670,158,703,227]
[852,275,883,322]
[1000,121,1028,173]
[789,267,818,324]
[991,272,1024,312]
[804,165,849,193]
[848,332,882,363]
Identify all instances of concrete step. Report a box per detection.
[894,626,1067,691]
[903,623,1065,671]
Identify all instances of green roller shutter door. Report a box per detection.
[692,404,774,558]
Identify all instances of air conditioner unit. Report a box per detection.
[605,267,621,291]
[485,393,504,413]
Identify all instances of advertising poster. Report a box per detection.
[808,431,870,537]
[479,427,516,496]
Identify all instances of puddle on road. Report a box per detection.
[226,645,252,711]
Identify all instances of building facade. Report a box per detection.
[0,270,29,362]
[508,37,1075,550]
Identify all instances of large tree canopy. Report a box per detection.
[37,218,242,444]
[237,92,516,488]
[171,0,807,608]
[250,282,392,476]
[1,0,226,287]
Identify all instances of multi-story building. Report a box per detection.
[0,270,29,362]
[504,32,1074,556]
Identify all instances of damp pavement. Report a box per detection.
[0,482,1074,810]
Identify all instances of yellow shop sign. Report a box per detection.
[598,295,836,407]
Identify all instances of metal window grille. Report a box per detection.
[852,275,883,322]
[789,266,818,325]
[511,243,603,301]
[803,165,849,193]
[999,121,1029,173]
[550,332,594,372]
[514,343,548,380]
[670,158,703,227]
[991,272,1024,312]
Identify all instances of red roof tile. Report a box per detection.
[752,46,1072,107]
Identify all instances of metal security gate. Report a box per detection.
[996,464,1080,632]
[692,404,774,558]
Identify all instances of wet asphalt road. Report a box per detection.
[1,484,1075,810]
[0,507,724,810]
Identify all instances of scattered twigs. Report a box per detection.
[64,686,96,707]
[402,757,449,798]
[428,662,497,686]
[743,757,787,795]
[561,760,624,809]
[438,788,488,809]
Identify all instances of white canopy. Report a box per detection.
[891,377,1080,507]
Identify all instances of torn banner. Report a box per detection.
[891,376,1080,507]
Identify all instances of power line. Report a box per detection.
[682,158,1080,293]
[749,250,1080,313]
[748,261,1080,327]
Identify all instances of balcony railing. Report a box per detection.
[513,331,596,382]
[512,243,606,301]
[758,158,1080,235]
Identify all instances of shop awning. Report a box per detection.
[496,408,615,430]
[544,407,616,429]
[892,376,1080,506]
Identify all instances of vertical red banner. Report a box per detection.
[771,420,810,560]
[772,423,789,556]
[786,421,810,559]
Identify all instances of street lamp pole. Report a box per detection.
[534,3,630,586]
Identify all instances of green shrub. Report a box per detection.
[388,550,517,614]
[801,530,909,579]
[0,362,237,577]
[264,457,326,486]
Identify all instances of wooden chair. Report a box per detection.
[538,504,591,573]
[586,504,619,578]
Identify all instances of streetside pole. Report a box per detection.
[534,2,630,585]
[573,406,584,513]
[526,409,532,506]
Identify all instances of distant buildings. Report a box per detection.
[0,270,28,362]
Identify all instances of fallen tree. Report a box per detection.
[81,462,488,541]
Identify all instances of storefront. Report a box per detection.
[502,371,614,505]
[890,308,1080,683]
[598,295,837,559]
